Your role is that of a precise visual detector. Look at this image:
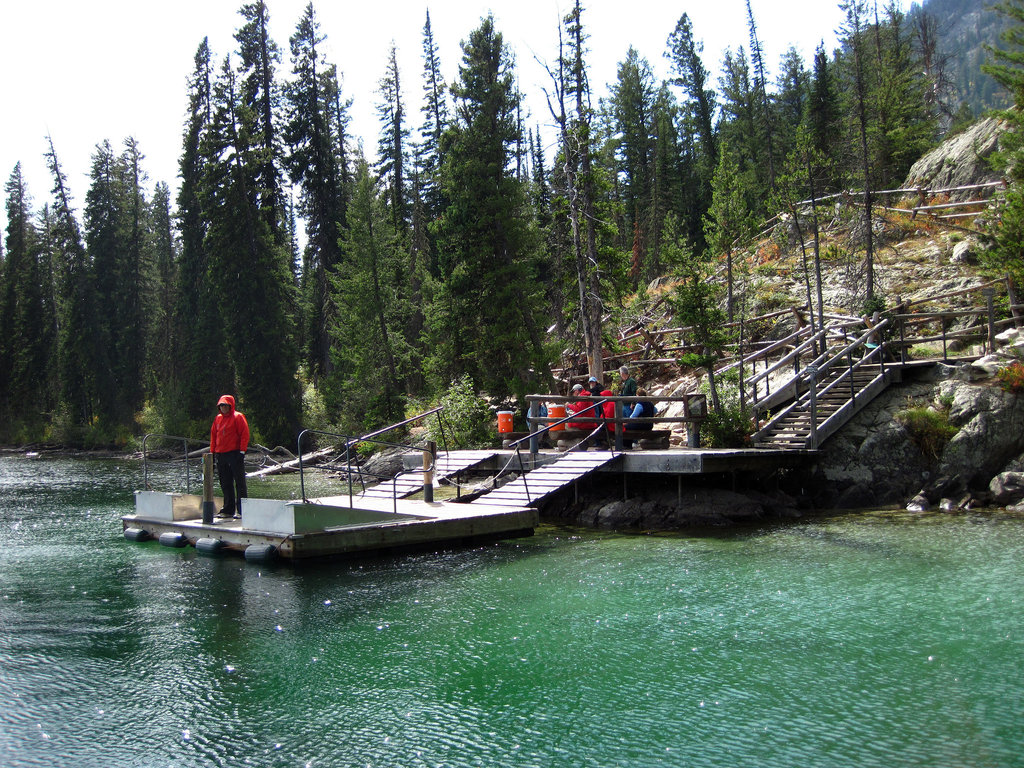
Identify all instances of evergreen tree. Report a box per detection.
[376,43,409,233]
[417,9,449,227]
[235,0,287,245]
[666,12,718,248]
[703,140,756,323]
[863,2,937,190]
[84,139,149,431]
[839,0,877,306]
[609,47,656,263]
[805,44,843,192]
[982,0,1024,287]
[775,46,810,164]
[285,3,347,385]
[148,181,177,401]
[429,14,551,398]
[744,0,777,191]
[202,54,300,445]
[1,165,52,437]
[45,137,95,432]
[173,38,234,432]
[327,157,409,428]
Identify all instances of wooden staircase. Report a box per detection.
[469,451,622,508]
[753,362,894,450]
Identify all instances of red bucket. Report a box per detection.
[497,411,515,433]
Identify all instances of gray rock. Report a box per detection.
[950,238,978,265]
[990,471,1024,506]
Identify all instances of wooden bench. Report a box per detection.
[501,428,670,450]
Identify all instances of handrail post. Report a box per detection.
[297,429,308,503]
[899,313,907,363]
[848,349,855,404]
[614,401,624,452]
[143,434,151,491]
[984,287,996,354]
[422,441,435,503]
[202,452,215,524]
[807,366,819,449]
[528,398,540,458]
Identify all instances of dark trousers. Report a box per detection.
[216,451,247,515]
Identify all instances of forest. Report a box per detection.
[1,0,1021,448]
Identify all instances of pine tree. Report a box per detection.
[417,9,449,225]
[839,0,877,307]
[46,137,95,432]
[376,43,409,233]
[202,54,299,445]
[285,3,346,385]
[173,38,234,432]
[982,0,1024,287]
[429,14,551,398]
[1,165,52,436]
[666,13,718,248]
[327,157,409,428]
[703,140,756,323]
[609,47,656,263]
[235,0,287,245]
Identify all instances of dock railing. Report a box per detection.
[523,394,708,458]
[141,433,210,493]
[295,406,445,510]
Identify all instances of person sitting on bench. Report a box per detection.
[625,388,656,447]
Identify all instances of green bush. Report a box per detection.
[896,404,958,461]
[701,404,755,448]
[425,375,494,449]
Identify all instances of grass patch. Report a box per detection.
[895,402,958,461]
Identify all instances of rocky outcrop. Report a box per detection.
[902,117,1005,197]
[804,360,1024,512]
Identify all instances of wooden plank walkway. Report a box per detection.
[471,451,621,508]
[357,450,499,501]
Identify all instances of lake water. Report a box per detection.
[1,455,1022,767]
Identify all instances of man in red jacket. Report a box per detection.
[210,394,250,519]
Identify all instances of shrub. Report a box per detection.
[895,404,958,461]
[701,404,755,448]
[426,375,494,450]
[997,361,1024,394]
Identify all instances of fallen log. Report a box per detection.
[247,446,338,478]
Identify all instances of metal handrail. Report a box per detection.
[296,428,436,512]
[141,433,209,493]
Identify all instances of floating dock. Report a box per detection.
[123,490,538,562]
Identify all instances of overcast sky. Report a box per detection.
[1,0,849,235]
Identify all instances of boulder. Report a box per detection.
[990,471,1024,506]
[902,117,1004,196]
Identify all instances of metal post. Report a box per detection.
[422,441,435,503]
[202,452,215,524]
[528,399,539,459]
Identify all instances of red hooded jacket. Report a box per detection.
[210,395,250,454]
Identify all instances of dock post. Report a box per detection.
[202,453,215,524]
[423,441,435,503]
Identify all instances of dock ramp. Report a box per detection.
[470,451,622,508]
[358,450,499,501]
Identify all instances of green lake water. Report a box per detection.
[1,455,1022,767]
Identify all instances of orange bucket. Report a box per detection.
[548,404,566,431]
[497,411,515,433]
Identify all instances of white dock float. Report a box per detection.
[124,490,538,561]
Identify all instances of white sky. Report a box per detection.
[0,0,849,237]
